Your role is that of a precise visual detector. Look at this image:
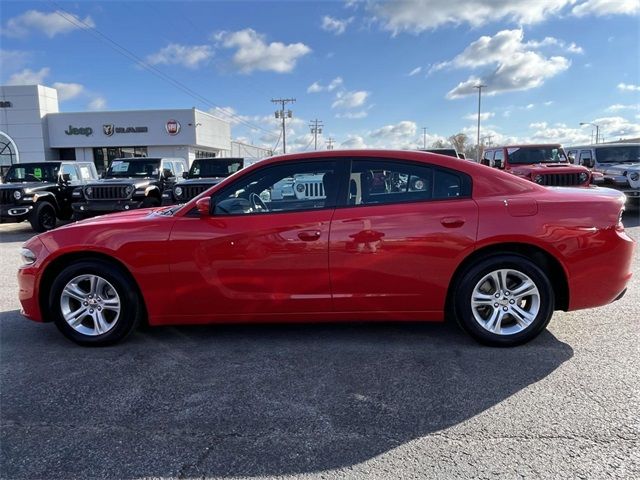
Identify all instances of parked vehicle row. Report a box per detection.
[17,149,634,347]
[1,157,245,231]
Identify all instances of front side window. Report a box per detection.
[594,146,640,163]
[190,159,243,178]
[4,163,60,183]
[213,160,339,215]
[349,159,470,206]
[507,147,568,164]
[61,164,79,181]
[579,150,592,165]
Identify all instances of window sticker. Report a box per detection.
[33,168,42,179]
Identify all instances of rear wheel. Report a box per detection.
[49,260,141,346]
[29,201,57,232]
[454,255,554,347]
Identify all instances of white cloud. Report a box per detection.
[321,15,353,35]
[207,106,251,126]
[52,82,84,101]
[88,97,107,111]
[592,116,640,140]
[6,67,50,85]
[572,0,640,17]
[335,110,369,119]
[370,120,417,139]
[408,66,422,76]
[340,135,368,149]
[371,0,574,33]
[332,90,370,109]
[0,49,30,71]
[618,82,640,92]
[440,30,571,99]
[544,100,554,106]
[2,10,95,38]
[307,77,344,93]
[606,104,640,112]
[464,112,494,121]
[146,43,213,69]
[214,29,311,74]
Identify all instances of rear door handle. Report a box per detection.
[298,230,322,241]
[440,216,465,228]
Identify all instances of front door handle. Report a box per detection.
[298,230,322,241]
[440,216,465,228]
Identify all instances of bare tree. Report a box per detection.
[448,133,468,154]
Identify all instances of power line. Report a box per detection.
[48,1,274,136]
[309,119,323,151]
[272,98,295,154]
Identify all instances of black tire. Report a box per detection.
[453,254,554,347]
[142,195,161,208]
[72,212,87,222]
[49,260,142,346]
[29,201,57,232]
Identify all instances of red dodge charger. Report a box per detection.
[17,150,635,347]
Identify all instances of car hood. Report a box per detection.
[178,177,224,185]
[86,178,154,188]
[598,162,640,174]
[0,181,55,191]
[511,163,588,175]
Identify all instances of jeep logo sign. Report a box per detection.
[166,119,181,135]
[64,125,93,136]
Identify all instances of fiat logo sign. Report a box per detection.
[166,119,181,135]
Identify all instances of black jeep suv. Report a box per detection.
[162,157,244,205]
[0,161,98,232]
[72,157,188,219]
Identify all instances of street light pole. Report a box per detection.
[422,127,427,149]
[580,122,601,145]
[475,84,487,162]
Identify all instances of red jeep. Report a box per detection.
[481,144,591,187]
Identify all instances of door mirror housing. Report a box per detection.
[195,196,211,216]
[182,171,189,179]
[60,173,71,184]
[584,158,594,168]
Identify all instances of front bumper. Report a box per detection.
[0,204,33,223]
[72,199,144,215]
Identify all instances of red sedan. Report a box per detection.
[17,150,634,347]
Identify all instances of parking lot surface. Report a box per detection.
[1,211,639,479]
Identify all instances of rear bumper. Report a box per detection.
[567,227,635,311]
[72,200,143,214]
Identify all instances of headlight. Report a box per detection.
[85,186,93,196]
[125,185,134,195]
[579,172,589,183]
[174,186,183,197]
[630,172,640,182]
[20,247,36,266]
[13,190,23,200]
[296,183,305,193]
[533,174,544,184]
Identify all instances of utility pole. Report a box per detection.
[272,98,296,153]
[422,127,427,149]
[475,84,487,162]
[309,119,323,150]
[326,137,335,150]
[481,134,494,147]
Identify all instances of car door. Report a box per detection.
[58,164,82,213]
[168,159,346,319]
[329,158,478,315]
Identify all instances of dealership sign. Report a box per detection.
[65,125,93,136]
[103,124,148,136]
[166,119,181,135]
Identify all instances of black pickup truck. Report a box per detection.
[162,157,244,204]
[0,161,98,232]
[72,157,188,219]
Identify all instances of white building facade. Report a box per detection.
[0,84,272,174]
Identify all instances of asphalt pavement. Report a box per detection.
[0,210,638,479]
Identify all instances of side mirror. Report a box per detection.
[60,173,71,184]
[182,171,189,179]
[195,197,211,216]
[494,159,503,169]
[584,158,594,168]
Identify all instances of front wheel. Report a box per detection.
[454,255,554,347]
[49,260,142,346]
[29,202,57,232]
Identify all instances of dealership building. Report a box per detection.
[0,84,271,174]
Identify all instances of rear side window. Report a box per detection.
[349,159,471,206]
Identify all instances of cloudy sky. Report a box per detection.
[1,0,639,152]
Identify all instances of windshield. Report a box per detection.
[595,146,640,163]
[105,159,161,178]
[189,159,243,178]
[3,163,60,183]
[507,147,568,164]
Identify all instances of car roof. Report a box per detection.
[486,144,563,149]
[567,143,640,149]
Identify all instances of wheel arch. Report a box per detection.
[39,251,148,324]
[446,242,570,315]
[33,192,59,212]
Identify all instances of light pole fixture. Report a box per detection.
[475,84,487,162]
[580,122,601,144]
